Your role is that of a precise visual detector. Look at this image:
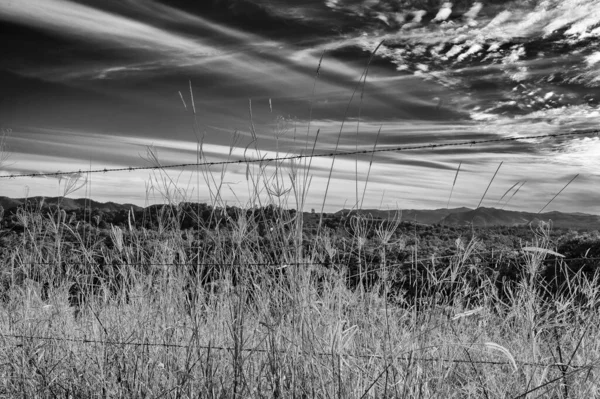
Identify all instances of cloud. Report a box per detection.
[548,137,600,175]
[0,0,359,85]
[0,0,220,58]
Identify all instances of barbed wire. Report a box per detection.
[1,129,597,180]
[11,260,340,268]
[3,333,586,369]
[9,254,600,271]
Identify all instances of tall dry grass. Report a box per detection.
[2,198,600,398]
[1,131,600,398]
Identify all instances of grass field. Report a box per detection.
[1,122,600,399]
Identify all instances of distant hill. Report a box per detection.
[1,196,599,230]
[440,208,600,230]
[337,208,472,225]
[0,196,142,213]
[338,207,600,230]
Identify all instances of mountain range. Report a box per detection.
[338,207,600,230]
[0,196,143,213]
[1,197,599,230]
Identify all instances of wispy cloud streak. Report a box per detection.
[0,0,220,57]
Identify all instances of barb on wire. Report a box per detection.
[0,129,596,180]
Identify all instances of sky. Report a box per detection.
[1,0,600,213]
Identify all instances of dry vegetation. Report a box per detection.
[1,135,600,399]
[1,70,600,397]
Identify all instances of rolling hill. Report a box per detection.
[0,196,142,213]
[1,196,599,229]
[440,208,600,230]
[338,207,600,230]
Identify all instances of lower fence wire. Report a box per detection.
[0,333,591,370]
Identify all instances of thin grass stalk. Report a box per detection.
[244,99,277,240]
[188,82,203,264]
[305,50,325,152]
[0,129,10,167]
[353,43,381,209]
[502,180,526,210]
[476,161,503,209]
[552,327,569,398]
[316,41,384,244]
[495,181,520,207]
[513,365,596,399]
[446,161,462,209]
[299,51,326,246]
[537,174,579,214]
[300,128,321,213]
[187,82,231,228]
[359,126,382,210]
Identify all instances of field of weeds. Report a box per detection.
[0,51,599,394]
[1,154,600,398]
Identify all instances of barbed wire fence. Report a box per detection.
[0,129,597,180]
[1,331,591,370]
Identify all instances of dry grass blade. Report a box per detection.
[359,126,382,210]
[446,161,462,209]
[452,307,484,321]
[511,364,596,399]
[0,129,10,167]
[501,180,526,210]
[476,161,503,209]
[495,181,520,207]
[537,174,579,214]
[484,342,518,373]
[522,247,564,258]
[359,363,393,399]
[306,50,325,147]
[178,91,187,110]
[189,80,196,115]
